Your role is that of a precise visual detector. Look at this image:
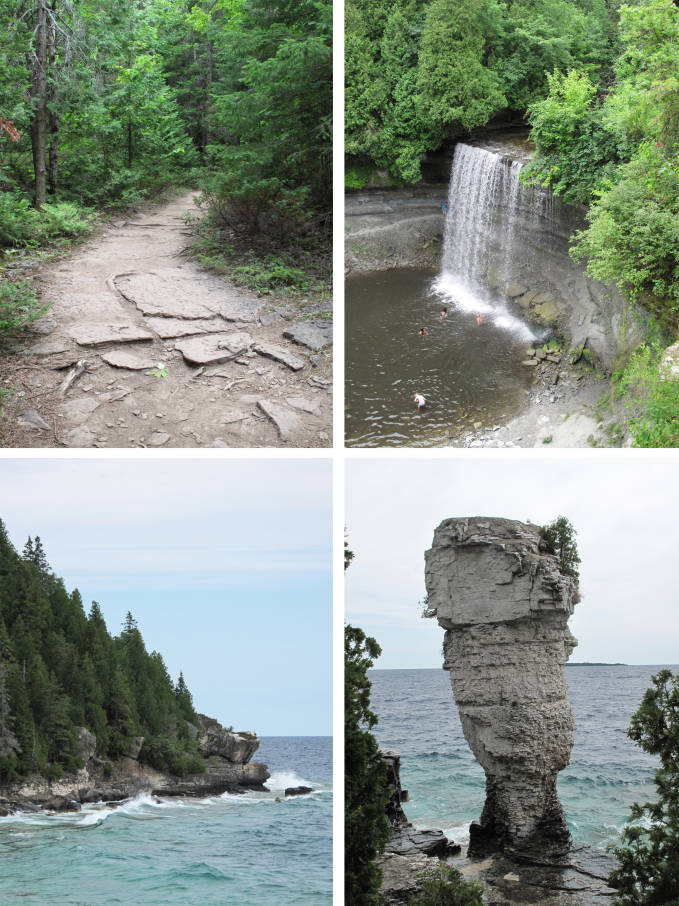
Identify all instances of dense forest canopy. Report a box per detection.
[0,519,203,781]
[0,0,331,252]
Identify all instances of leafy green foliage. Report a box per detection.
[613,338,679,447]
[411,863,484,906]
[345,624,390,906]
[0,524,202,779]
[345,0,618,183]
[0,279,48,338]
[528,0,679,324]
[609,670,679,904]
[540,516,580,583]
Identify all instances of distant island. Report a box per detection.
[567,662,628,666]
[0,522,268,814]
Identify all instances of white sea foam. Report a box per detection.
[442,822,471,845]
[266,771,314,792]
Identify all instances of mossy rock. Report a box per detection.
[531,299,560,327]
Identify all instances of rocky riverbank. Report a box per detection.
[0,714,269,815]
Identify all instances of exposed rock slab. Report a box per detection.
[59,397,100,425]
[100,349,158,370]
[283,322,332,351]
[113,272,217,319]
[175,332,253,365]
[144,316,226,339]
[285,396,321,415]
[17,409,50,431]
[253,342,305,371]
[71,324,154,346]
[221,298,262,323]
[257,399,301,441]
[425,517,578,857]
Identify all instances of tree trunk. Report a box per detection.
[47,0,59,195]
[30,0,48,208]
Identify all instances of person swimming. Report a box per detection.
[440,307,448,320]
[476,314,483,325]
[418,327,428,337]
[413,392,426,409]
[441,202,447,216]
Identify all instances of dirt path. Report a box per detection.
[4,191,332,448]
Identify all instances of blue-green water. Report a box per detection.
[370,667,672,850]
[0,736,332,905]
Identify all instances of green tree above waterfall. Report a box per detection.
[345,0,616,183]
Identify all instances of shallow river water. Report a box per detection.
[345,269,538,447]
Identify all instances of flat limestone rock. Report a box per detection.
[283,323,332,351]
[114,272,217,319]
[285,396,321,416]
[145,317,227,339]
[100,349,158,370]
[257,400,301,441]
[72,324,154,346]
[253,342,305,372]
[64,426,96,447]
[59,397,100,425]
[175,332,253,366]
[30,339,72,356]
[221,299,262,323]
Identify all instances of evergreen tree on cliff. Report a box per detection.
[609,669,679,904]
[345,624,390,906]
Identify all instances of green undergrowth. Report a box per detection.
[187,210,331,302]
[0,278,49,338]
[612,339,679,447]
[411,863,484,906]
[0,194,95,250]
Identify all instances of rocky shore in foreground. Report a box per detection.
[0,714,270,816]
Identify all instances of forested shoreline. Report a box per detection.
[0,0,331,327]
[346,0,679,446]
[0,521,205,781]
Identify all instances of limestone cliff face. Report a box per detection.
[425,517,578,856]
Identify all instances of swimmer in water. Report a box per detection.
[440,307,448,320]
[441,202,447,216]
[413,392,426,409]
[418,327,428,337]
[476,314,483,325]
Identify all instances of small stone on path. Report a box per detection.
[253,342,305,372]
[257,399,301,441]
[60,397,100,425]
[18,409,51,431]
[283,323,332,351]
[147,431,171,447]
[286,396,321,415]
[175,333,253,366]
[100,349,158,370]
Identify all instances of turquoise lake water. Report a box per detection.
[369,666,671,850]
[0,736,332,905]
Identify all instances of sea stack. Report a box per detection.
[424,517,578,857]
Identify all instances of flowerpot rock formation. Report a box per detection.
[424,516,578,857]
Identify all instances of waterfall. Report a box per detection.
[433,142,542,341]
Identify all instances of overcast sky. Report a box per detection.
[346,454,679,669]
[0,457,332,736]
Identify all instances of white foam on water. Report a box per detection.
[433,272,538,343]
[266,770,314,792]
[442,822,471,845]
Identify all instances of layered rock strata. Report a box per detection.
[424,517,578,856]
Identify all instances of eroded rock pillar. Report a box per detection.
[424,517,578,856]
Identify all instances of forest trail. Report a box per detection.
[4,192,332,448]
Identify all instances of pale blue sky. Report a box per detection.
[0,457,332,736]
[346,455,679,668]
